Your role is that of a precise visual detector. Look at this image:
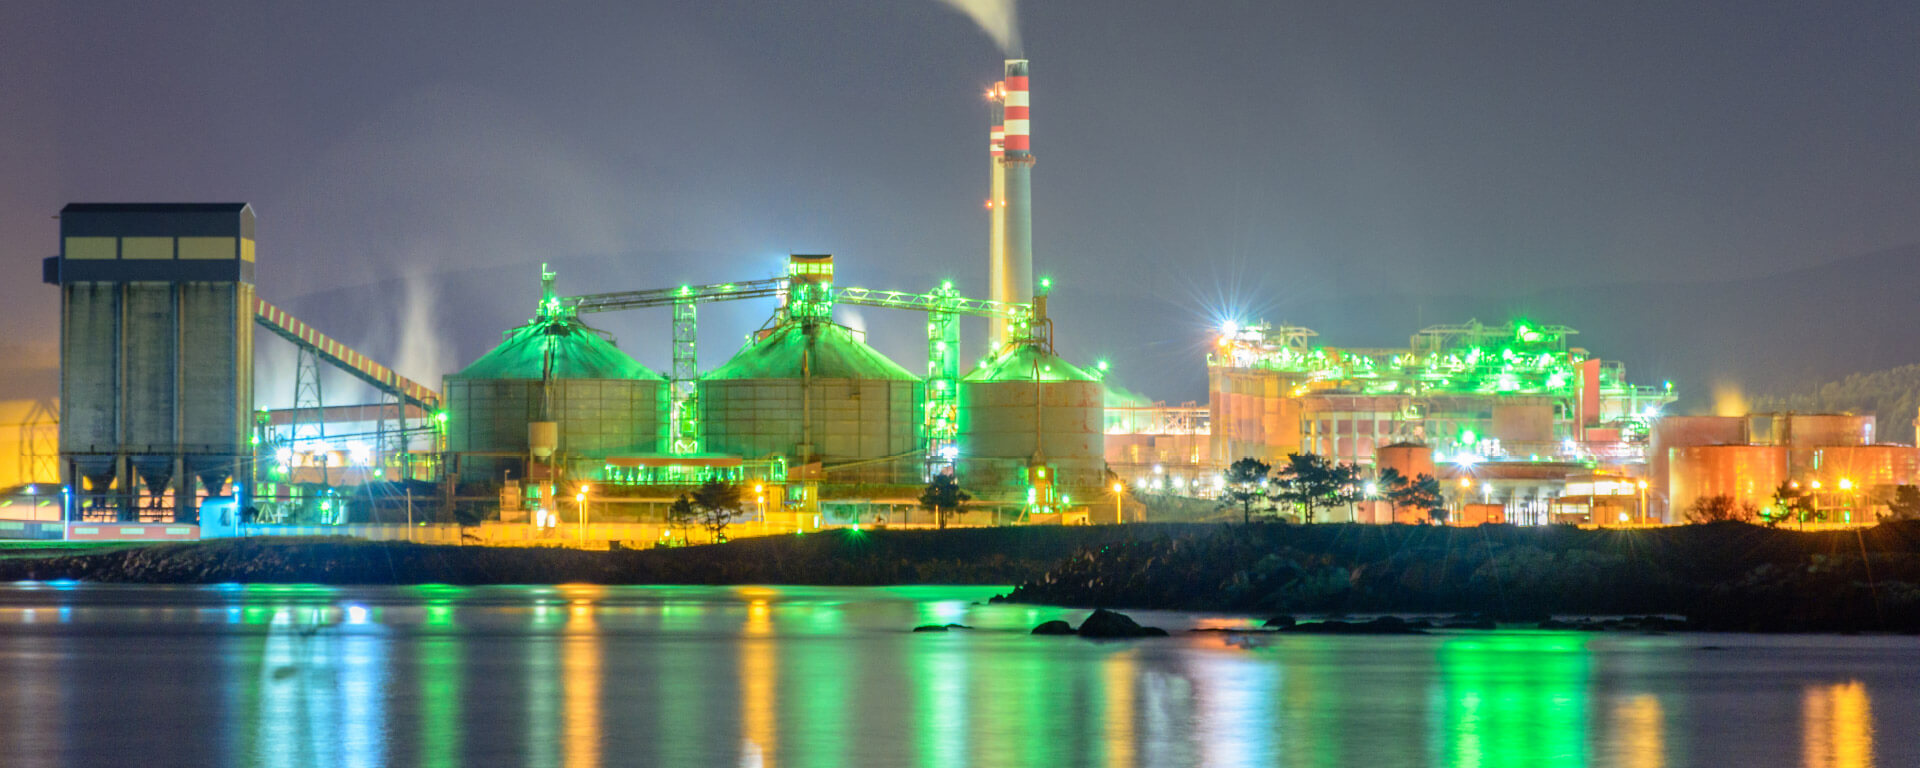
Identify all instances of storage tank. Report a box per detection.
[443,301,664,482]
[1376,442,1436,482]
[1650,415,1748,520]
[1777,413,1874,449]
[1669,445,1787,521]
[701,321,923,484]
[958,342,1105,502]
[1809,445,1919,489]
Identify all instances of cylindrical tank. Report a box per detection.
[1781,413,1874,449]
[528,422,558,459]
[1669,445,1788,521]
[124,284,176,496]
[958,343,1104,501]
[443,313,664,481]
[701,322,923,484]
[1650,415,1748,519]
[60,283,120,486]
[1376,442,1436,481]
[1809,445,1919,488]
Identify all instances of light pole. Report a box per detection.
[1637,479,1649,525]
[575,484,589,546]
[1110,482,1124,524]
[1838,477,1855,524]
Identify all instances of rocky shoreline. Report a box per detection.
[3,521,1917,632]
[0,525,1208,586]
[1001,521,1920,632]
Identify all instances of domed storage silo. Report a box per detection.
[701,321,923,484]
[443,299,665,483]
[958,343,1105,503]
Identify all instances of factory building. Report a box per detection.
[1095,318,1684,524]
[1208,320,1674,472]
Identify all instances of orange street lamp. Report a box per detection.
[576,485,590,545]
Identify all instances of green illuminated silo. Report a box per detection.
[701,321,923,485]
[957,343,1105,503]
[442,293,664,482]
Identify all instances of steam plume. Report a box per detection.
[1711,381,1750,418]
[936,0,1021,54]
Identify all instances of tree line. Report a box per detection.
[1219,454,1448,525]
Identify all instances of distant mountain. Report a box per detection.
[1752,364,1920,445]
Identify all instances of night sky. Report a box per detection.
[4,1,1917,409]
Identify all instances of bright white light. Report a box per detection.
[1222,320,1240,336]
[1364,483,1378,496]
[275,448,294,464]
[938,445,959,461]
[347,442,374,465]
[1454,454,1482,467]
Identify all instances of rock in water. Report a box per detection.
[1283,616,1426,635]
[912,625,950,633]
[1076,609,1170,638]
[1031,619,1077,635]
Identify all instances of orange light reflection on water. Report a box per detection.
[742,599,776,767]
[1803,681,1874,768]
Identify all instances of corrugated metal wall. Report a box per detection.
[702,378,922,483]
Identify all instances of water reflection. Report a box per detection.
[741,598,775,767]
[0,586,1910,767]
[1610,695,1664,768]
[1804,681,1874,768]
[1437,635,1590,767]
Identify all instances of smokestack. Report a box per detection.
[995,59,1035,347]
[987,80,1011,348]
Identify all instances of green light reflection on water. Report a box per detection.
[1435,633,1591,768]
[417,633,461,768]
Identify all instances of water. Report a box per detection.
[0,584,1911,768]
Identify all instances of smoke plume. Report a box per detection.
[1711,381,1750,418]
[935,0,1021,54]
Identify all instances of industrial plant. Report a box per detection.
[10,58,1917,543]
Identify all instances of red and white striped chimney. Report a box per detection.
[994,59,1034,346]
